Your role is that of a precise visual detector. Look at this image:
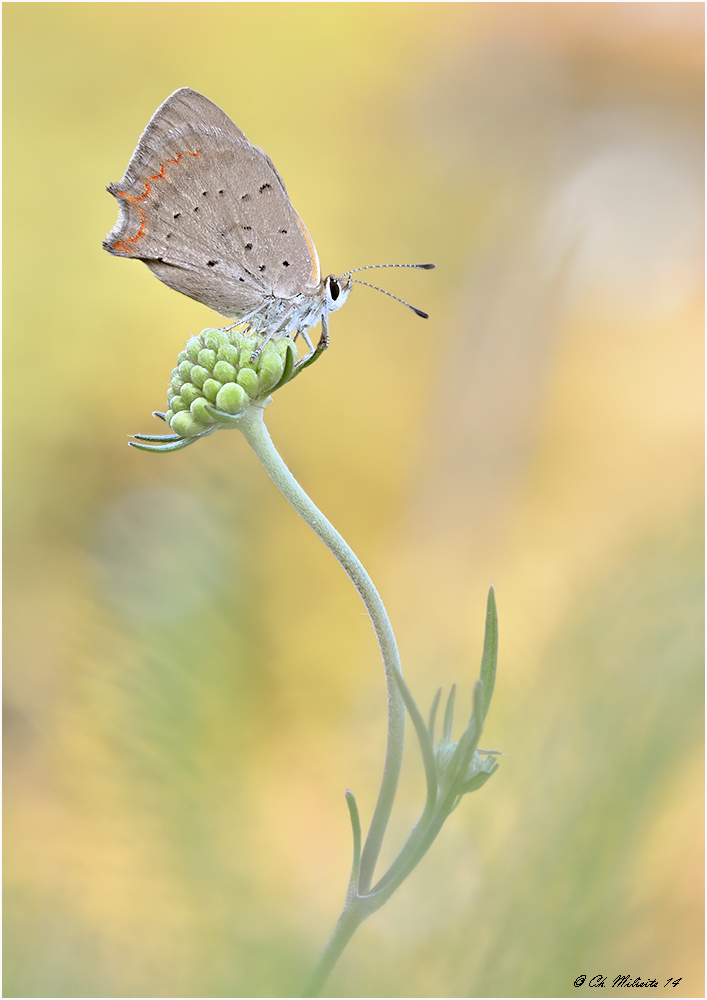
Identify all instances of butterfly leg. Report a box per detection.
[295,310,327,350]
[289,323,329,380]
[249,307,298,362]
[319,311,330,351]
[221,306,264,334]
[296,328,315,357]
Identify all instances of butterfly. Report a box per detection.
[104,88,433,358]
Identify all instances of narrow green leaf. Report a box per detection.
[129,423,219,452]
[129,437,197,453]
[271,339,295,390]
[441,684,456,744]
[427,687,442,744]
[345,790,362,897]
[131,431,183,442]
[479,585,498,723]
[449,679,484,782]
[203,404,247,425]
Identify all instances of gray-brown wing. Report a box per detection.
[117,88,250,190]
[104,90,321,318]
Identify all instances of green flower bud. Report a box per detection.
[171,410,203,437]
[156,329,306,443]
[180,383,201,405]
[257,347,286,394]
[237,368,260,398]
[215,381,249,415]
[435,740,501,798]
[197,348,217,370]
[458,751,500,793]
[213,359,237,383]
[217,343,240,367]
[202,378,223,403]
[201,329,228,352]
[189,365,209,389]
[190,396,215,426]
[185,337,201,362]
[239,344,257,370]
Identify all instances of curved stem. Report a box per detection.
[237,406,405,893]
[301,903,365,998]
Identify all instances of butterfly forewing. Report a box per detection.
[104,88,322,319]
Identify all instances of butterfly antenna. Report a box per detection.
[338,263,436,277]
[349,279,429,318]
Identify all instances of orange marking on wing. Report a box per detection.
[114,190,147,248]
[296,217,321,285]
[116,181,151,204]
[112,148,201,249]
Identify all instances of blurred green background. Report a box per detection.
[4,4,703,998]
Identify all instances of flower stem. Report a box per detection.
[237,405,406,894]
[235,406,499,997]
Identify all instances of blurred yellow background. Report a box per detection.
[4,3,703,998]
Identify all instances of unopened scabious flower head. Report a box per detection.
[165,328,296,438]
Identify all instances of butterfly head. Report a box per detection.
[324,273,353,315]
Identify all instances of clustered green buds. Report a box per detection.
[165,328,296,438]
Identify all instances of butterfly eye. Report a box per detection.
[328,278,340,301]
